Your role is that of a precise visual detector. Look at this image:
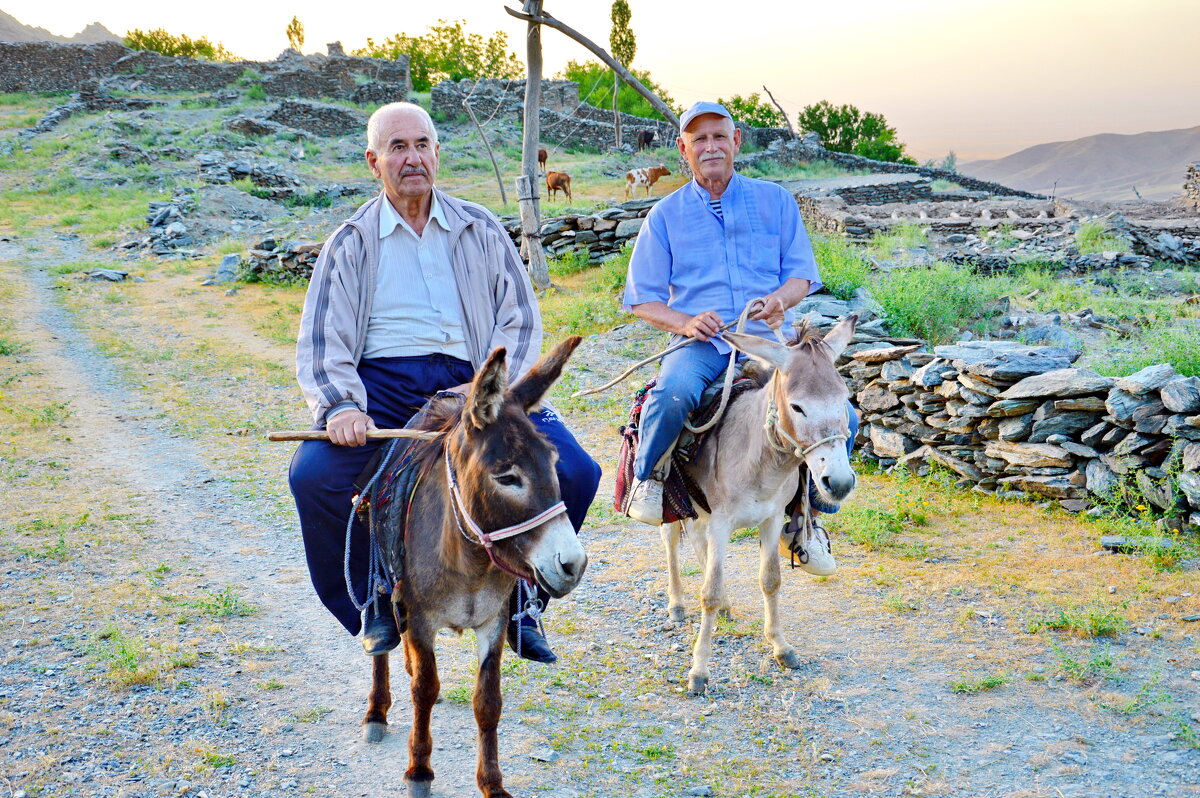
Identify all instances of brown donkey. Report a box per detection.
[363,337,588,798]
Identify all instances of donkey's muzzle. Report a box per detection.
[820,470,857,503]
[530,517,588,598]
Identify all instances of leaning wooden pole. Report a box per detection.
[504,5,679,130]
[519,0,551,290]
[463,99,508,204]
[763,85,797,141]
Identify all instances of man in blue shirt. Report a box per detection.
[622,101,856,573]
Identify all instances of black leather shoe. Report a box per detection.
[506,623,558,664]
[362,602,401,656]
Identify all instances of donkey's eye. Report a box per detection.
[790,403,807,417]
[495,473,523,487]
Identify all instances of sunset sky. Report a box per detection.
[5,0,1197,160]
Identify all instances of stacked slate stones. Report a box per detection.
[499,198,660,263]
[845,341,1200,528]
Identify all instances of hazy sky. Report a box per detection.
[6,0,1198,160]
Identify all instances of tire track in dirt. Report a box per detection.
[7,242,564,797]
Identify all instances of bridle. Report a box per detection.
[443,445,567,582]
[763,371,848,459]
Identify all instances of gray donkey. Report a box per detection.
[661,317,859,695]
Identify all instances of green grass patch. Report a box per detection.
[871,261,1004,343]
[811,233,870,301]
[290,705,334,723]
[442,685,472,704]
[1096,322,1200,377]
[871,222,928,259]
[89,625,158,687]
[1076,219,1130,254]
[1027,605,1126,638]
[191,585,257,618]
[949,672,1009,694]
[740,160,864,182]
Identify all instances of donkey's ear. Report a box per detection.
[509,335,583,410]
[465,347,508,429]
[822,314,859,361]
[724,331,789,371]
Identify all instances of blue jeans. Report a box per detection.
[288,354,601,635]
[634,339,859,508]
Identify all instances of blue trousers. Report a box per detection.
[634,339,859,509]
[288,354,601,636]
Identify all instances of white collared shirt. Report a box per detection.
[363,192,471,361]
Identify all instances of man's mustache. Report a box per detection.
[700,154,725,163]
[400,167,428,176]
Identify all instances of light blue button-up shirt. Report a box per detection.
[623,172,822,353]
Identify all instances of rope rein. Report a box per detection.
[574,298,784,400]
[344,438,403,628]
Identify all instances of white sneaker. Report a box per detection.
[780,516,837,575]
[627,478,664,526]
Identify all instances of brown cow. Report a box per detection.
[624,165,670,200]
[546,170,572,203]
[635,130,655,152]
[537,147,548,172]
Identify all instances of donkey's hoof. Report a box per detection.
[668,605,686,623]
[718,606,733,621]
[775,648,803,670]
[361,722,387,743]
[406,778,433,798]
[687,673,708,695]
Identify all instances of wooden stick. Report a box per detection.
[504,5,680,129]
[762,85,796,140]
[267,429,441,442]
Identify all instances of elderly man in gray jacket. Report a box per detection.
[289,102,600,663]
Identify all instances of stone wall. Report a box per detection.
[0,42,410,102]
[0,41,128,92]
[431,79,579,120]
[1186,163,1200,211]
[243,198,662,282]
[739,138,1043,199]
[842,341,1200,528]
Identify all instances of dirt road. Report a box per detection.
[1,237,1198,797]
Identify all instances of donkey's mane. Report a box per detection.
[786,318,832,358]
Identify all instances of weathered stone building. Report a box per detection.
[0,41,410,102]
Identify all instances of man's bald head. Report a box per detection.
[367,102,438,152]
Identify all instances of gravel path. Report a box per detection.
[1,237,1198,797]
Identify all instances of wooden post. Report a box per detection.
[519,0,551,289]
[504,5,679,130]
[463,99,507,205]
[613,79,622,149]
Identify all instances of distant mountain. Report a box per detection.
[0,9,120,44]
[961,126,1200,202]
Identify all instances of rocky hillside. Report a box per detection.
[962,125,1200,202]
[0,8,119,43]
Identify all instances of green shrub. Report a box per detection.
[811,234,870,300]
[354,20,523,92]
[871,222,927,259]
[871,261,1003,343]
[125,28,235,61]
[1097,323,1200,377]
[246,84,267,101]
[1076,219,1129,254]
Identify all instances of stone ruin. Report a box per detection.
[839,339,1200,531]
[431,78,677,152]
[0,41,410,102]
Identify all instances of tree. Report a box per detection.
[354,20,524,92]
[796,100,916,164]
[609,0,636,147]
[286,17,304,52]
[557,60,678,123]
[717,93,783,128]
[125,28,235,61]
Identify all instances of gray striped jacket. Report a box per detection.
[295,190,543,426]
